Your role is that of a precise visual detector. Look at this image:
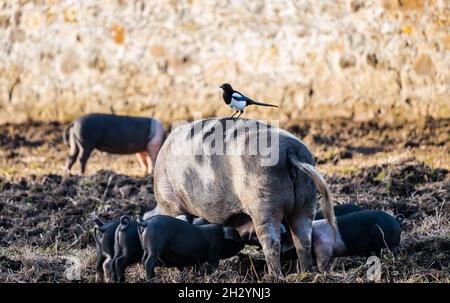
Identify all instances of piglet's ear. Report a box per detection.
[280,223,287,234]
[92,216,104,227]
[137,218,147,227]
[396,214,405,226]
[136,219,146,235]
[223,227,241,242]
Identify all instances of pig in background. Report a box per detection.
[64,113,166,175]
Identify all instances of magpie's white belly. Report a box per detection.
[230,99,246,111]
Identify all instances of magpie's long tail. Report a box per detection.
[249,100,278,108]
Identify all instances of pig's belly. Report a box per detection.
[96,141,147,154]
[181,180,246,224]
[157,247,208,267]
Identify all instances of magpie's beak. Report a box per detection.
[219,85,224,89]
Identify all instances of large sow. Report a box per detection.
[153,118,335,276]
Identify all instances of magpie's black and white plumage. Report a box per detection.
[220,83,278,120]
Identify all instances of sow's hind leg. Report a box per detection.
[286,175,317,273]
[249,201,284,278]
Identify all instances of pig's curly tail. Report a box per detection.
[119,216,131,231]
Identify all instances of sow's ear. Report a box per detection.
[223,227,242,243]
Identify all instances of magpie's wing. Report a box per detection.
[231,92,249,102]
[232,91,258,104]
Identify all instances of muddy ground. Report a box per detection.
[0,118,449,282]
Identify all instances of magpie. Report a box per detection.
[220,83,278,120]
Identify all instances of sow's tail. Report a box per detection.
[63,123,73,146]
[289,155,336,232]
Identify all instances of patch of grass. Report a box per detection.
[339,165,358,175]
[79,178,96,187]
[374,170,386,182]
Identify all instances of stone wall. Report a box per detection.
[0,0,449,124]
